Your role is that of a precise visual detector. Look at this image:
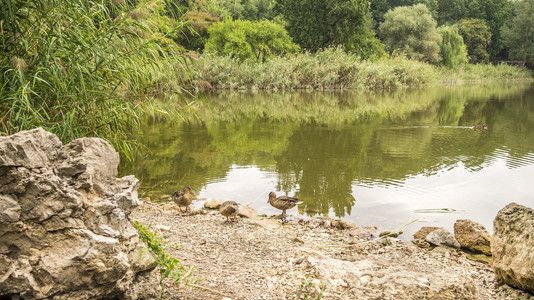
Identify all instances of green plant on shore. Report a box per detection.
[0,0,193,159]
[298,274,324,300]
[134,221,194,296]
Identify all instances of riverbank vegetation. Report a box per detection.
[1,0,533,157]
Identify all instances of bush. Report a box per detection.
[457,19,492,64]
[204,18,299,62]
[438,25,468,69]
[379,4,441,64]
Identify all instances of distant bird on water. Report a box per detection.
[220,201,239,223]
[472,124,488,130]
[172,185,195,212]
[268,192,303,217]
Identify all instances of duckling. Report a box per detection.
[172,185,195,212]
[268,192,302,217]
[220,201,239,223]
[472,124,488,130]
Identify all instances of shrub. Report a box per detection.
[438,25,468,69]
[204,18,299,62]
[379,4,441,64]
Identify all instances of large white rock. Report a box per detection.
[0,128,160,299]
[492,203,534,294]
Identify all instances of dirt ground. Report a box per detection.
[131,199,534,300]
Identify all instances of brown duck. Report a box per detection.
[268,192,303,217]
[472,124,488,130]
[172,185,195,212]
[220,201,239,223]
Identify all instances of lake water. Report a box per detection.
[120,83,534,239]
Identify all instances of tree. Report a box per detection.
[438,25,468,68]
[204,19,299,61]
[437,0,468,24]
[501,0,534,64]
[437,0,511,58]
[370,0,438,27]
[379,4,441,63]
[273,0,369,52]
[175,11,220,51]
[457,19,491,63]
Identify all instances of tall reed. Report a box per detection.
[180,48,531,92]
[0,0,192,158]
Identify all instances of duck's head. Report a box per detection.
[184,185,196,195]
[268,192,276,203]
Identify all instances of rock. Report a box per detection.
[492,203,534,293]
[0,128,161,299]
[302,239,479,299]
[379,230,399,238]
[425,228,461,248]
[412,238,431,249]
[251,218,281,229]
[413,226,441,240]
[204,198,223,209]
[238,205,258,219]
[454,219,491,255]
[331,219,358,230]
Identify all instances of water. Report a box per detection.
[120,83,534,239]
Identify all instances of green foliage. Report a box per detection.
[501,0,534,64]
[379,4,441,63]
[186,47,438,90]
[204,18,299,61]
[438,25,468,69]
[436,0,512,58]
[273,0,369,52]
[457,19,492,63]
[370,0,438,25]
[346,31,386,61]
[0,0,192,158]
[175,11,220,51]
[134,221,194,293]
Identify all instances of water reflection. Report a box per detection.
[120,83,534,237]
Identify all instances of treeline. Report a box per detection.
[173,0,534,66]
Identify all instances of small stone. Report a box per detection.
[379,231,399,238]
[154,225,171,231]
[331,219,358,230]
[412,239,431,249]
[251,219,281,229]
[238,205,258,219]
[204,198,223,209]
[425,228,461,249]
[413,226,441,240]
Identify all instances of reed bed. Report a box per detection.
[181,48,531,92]
[0,0,192,159]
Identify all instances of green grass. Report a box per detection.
[179,48,532,92]
[0,0,194,159]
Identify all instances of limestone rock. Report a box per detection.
[413,226,441,240]
[302,239,479,299]
[412,238,431,249]
[331,219,358,230]
[204,198,223,209]
[0,128,161,299]
[492,203,534,293]
[238,205,258,219]
[454,219,491,255]
[425,228,461,248]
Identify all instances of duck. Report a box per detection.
[220,201,239,223]
[172,185,195,212]
[472,124,488,130]
[268,192,303,217]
